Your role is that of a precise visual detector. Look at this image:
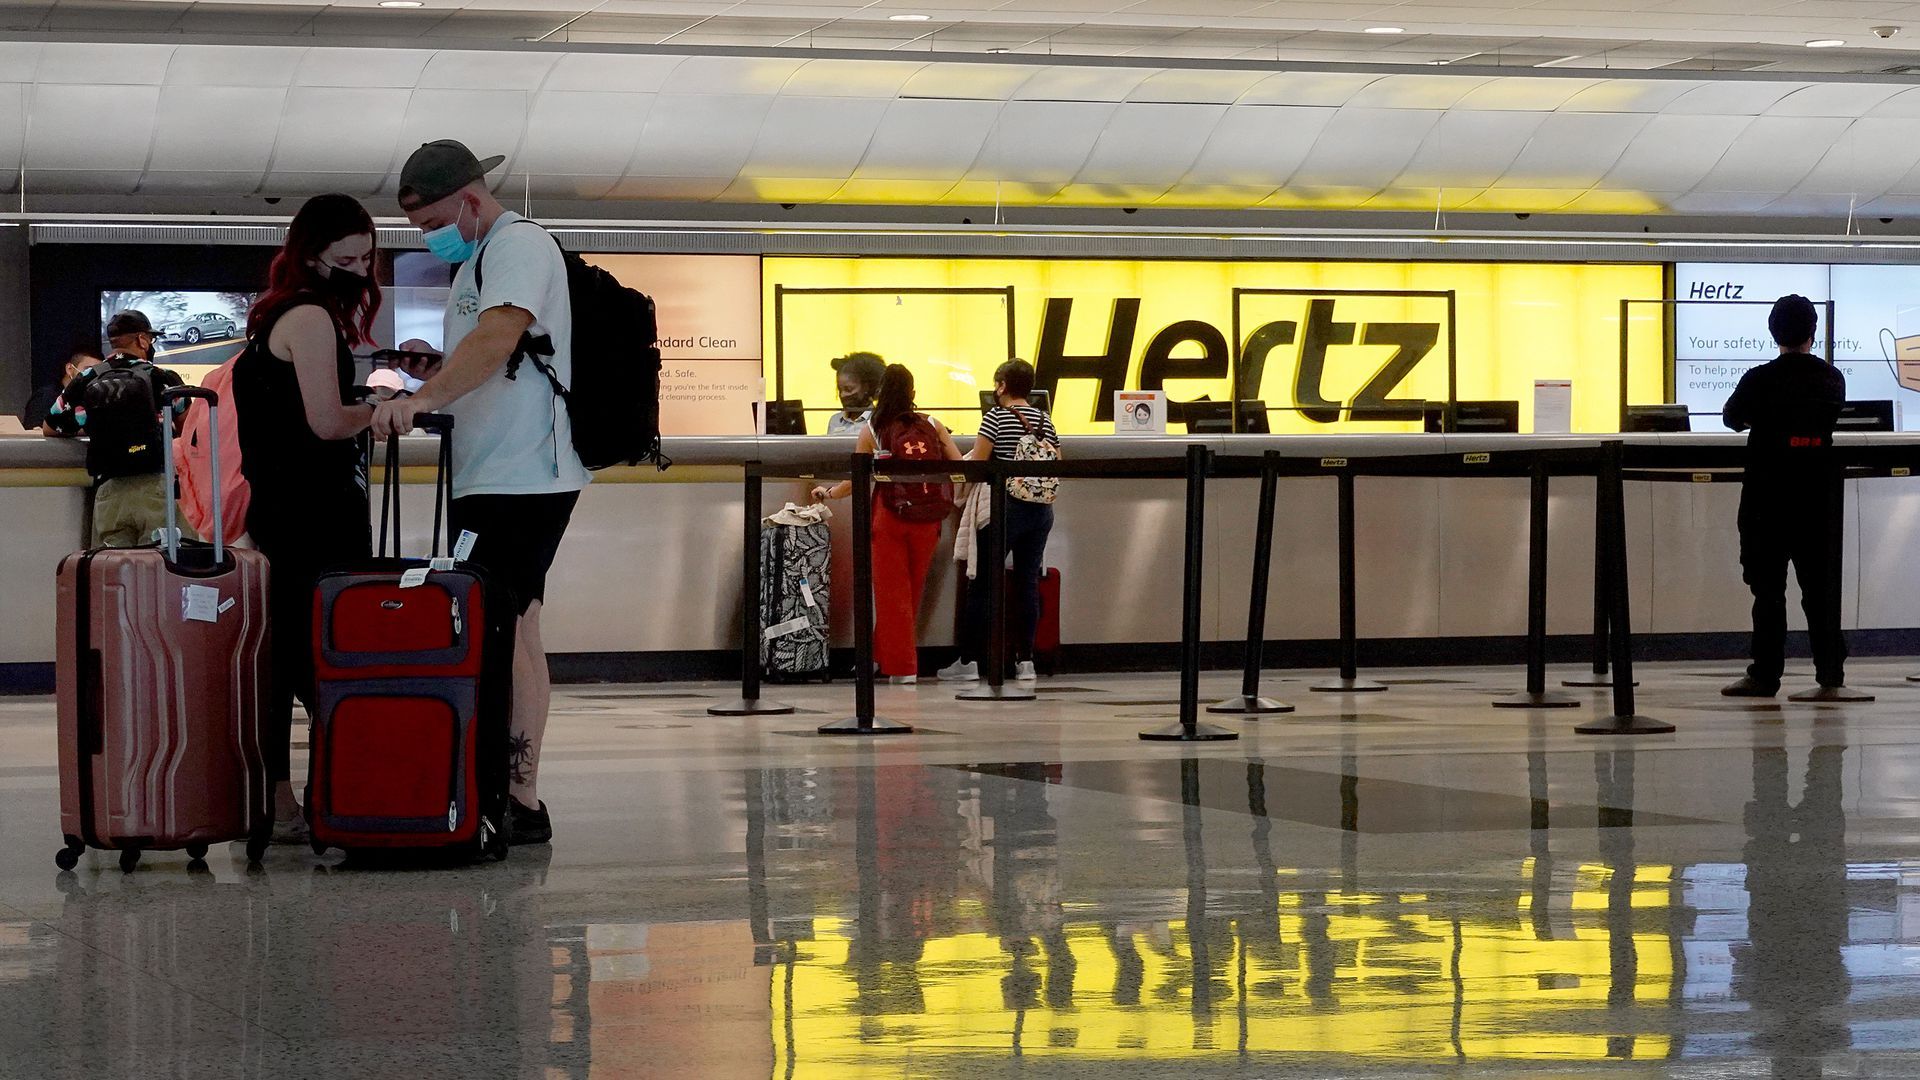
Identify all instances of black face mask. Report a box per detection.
[320,263,368,305]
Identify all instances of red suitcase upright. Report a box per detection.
[55,387,271,872]
[305,418,512,860]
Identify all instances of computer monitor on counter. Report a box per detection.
[979,390,1051,414]
[1625,405,1692,432]
[1838,400,1895,432]
[1424,401,1520,434]
[1183,400,1270,435]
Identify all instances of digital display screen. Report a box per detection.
[98,290,255,382]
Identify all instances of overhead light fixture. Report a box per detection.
[1805,38,1845,47]
[1364,26,1404,34]
[986,46,1010,53]
[889,13,931,20]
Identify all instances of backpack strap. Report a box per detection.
[471,217,569,397]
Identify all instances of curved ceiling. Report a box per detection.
[5,39,1920,216]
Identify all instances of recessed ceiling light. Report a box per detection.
[1805,38,1845,47]
[379,1,423,7]
[1364,26,1404,34]
[889,13,931,20]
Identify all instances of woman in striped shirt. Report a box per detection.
[939,359,1060,683]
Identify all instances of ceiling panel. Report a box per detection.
[853,97,1004,178]
[145,85,284,186]
[541,53,688,93]
[1288,107,1444,189]
[165,44,305,86]
[25,84,158,170]
[968,99,1117,186]
[267,86,412,177]
[1395,109,1550,187]
[1601,112,1753,188]
[1073,101,1227,184]
[740,95,893,176]
[628,92,776,177]
[1501,111,1653,184]
[520,90,656,178]
[1695,114,1851,191]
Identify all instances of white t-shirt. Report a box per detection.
[442,212,591,498]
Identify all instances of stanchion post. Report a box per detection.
[1577,441,1674,735]
[821,453,912,736]
[959,463,1036,702]
[710,464,796,717]
[1565,456,1634,689]
[1211,451,1294,715]
[1143,445,1239,742]
[1312,469,1387,693]
[1496,461,1580,709]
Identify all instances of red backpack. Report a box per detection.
[874,414,955,523]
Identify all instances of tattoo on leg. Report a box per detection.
[508,731,533,786]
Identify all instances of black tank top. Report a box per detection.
[234,296,367,529]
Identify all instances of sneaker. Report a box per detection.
[508,798,553,846]
[1014,661,1038,682]
[937,659,980,681]
[269,813,310,846]
[1788,685,1876,703]
[888,675,918,686]
[1721,676,1779,698]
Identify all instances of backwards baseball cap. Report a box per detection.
[104,310,154,339]
[397,140,504,210]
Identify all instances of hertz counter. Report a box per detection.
[9,251,1920,692]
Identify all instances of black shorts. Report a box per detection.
[450,490,580,616]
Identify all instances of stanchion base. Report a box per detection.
[1311,677,1389,694]
[1788,686,1876,704]
[817,716,915,736]
[707,697,797,717]
[1493,690,1584,710]
[1139,721,1241,742]
[1561,675,1639,688]
[956,683,1038,702]
[1907,673,1920,684]
[1575,714,1676,735]
[1207,695,1296,715]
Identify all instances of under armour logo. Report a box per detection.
[905,440,928,454]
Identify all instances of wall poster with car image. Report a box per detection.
[97,290,255,384]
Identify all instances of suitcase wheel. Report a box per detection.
[185,844,209,864]
[118,848,141,874]
[54,841,82,872]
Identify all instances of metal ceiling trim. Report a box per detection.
[4,31,1920,87]
[25,217,1920,263]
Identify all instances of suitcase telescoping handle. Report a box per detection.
[377,413,455,560]
[160,386,224,566]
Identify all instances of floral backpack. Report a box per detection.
[1005,407,1060,505]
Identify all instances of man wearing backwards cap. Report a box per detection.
[374,139,588,846]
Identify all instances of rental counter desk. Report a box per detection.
[5,432,1920,691]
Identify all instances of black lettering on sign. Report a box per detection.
[1139,319,1229,425]
[1236,320,1297,401]
[1347,322,1436,421]
[1292,299,1355,424]
[1033,298,1137,424]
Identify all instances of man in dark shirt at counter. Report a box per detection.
[1720,294,1866,702]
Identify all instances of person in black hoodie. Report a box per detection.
[1721,295,1867,702]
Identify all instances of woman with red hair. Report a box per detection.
[234,193,383,842]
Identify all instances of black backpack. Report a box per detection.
[82,361,163,470]
[476,220,667,470]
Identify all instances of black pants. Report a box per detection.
[961,499,1053,664]
[249,492,370,784]
[1740,486,1846,687]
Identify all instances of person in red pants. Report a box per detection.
[813,364,963,684]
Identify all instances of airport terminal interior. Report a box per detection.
[23,0,1920,1075]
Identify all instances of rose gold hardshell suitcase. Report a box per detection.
[54,387,271,872]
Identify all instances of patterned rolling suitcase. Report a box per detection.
[759,505,832,682]
[55,386,272,872]
[304,418,513,860]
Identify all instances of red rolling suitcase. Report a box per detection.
[305,417,512,860]
[55,386,271,872]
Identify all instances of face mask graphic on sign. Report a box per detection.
[1881,310,1920,393]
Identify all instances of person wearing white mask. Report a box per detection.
[373,140,588,847]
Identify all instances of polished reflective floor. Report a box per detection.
[7,661,1920,1077]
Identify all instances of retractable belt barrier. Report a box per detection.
[709,442,1676,739]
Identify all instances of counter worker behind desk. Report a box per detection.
[1721,294,1863,702]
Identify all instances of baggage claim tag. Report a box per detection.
[800,578,818,609]
[399,567,431,590]
[453,530,478,562]
[429,557,457,572]
[181,585,220,624]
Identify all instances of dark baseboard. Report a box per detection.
[8,629,1919,696]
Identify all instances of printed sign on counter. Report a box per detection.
[582,254,763,436]
[1533,379,1573,434]
[1114,391,1166,435]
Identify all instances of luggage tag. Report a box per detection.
[800,578,817,609]
[181,584,220,624]
[399,567,430,589]
[763,616,812,641]
[453,530,478,561]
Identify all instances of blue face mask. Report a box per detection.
[421,202,475,264]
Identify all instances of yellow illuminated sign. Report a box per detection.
[764,258,1664,435]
